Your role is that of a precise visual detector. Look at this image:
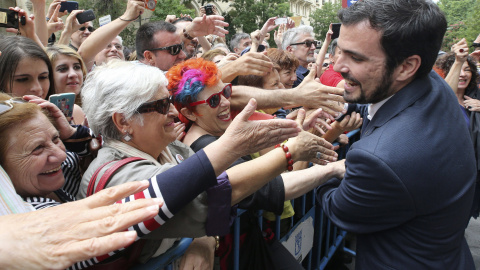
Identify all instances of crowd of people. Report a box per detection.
[1,0,480,269]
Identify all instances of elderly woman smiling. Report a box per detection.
[78,60,301,263]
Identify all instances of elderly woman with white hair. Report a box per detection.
[78,60,303,264]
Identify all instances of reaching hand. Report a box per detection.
[0,181,162,270]
[47,4,65,35]
[464,96,480,112]
[274,23,286,49]
[451,38,469,63]
[179,237,215,270]
[228,51,274,76]
[188,15,229,37]
[294,64,345,116]
[222,98,301,157]
[47,0,68,19]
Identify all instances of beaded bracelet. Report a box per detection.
[275,144,294,171]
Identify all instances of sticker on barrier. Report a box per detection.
[281,215,314,262]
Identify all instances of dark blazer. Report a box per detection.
[317,71,477,269]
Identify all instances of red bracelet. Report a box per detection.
[275,144,294,171]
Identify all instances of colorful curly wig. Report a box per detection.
[166,58,221,127]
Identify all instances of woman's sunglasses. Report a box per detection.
[137,96,174,115]
[189,83,232,108]
[0,98,27,116]
[147,43,183,56]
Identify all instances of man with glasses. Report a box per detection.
[70,21,94,51]
[282,25,317,87]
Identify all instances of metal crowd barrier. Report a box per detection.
[136,129,360,270]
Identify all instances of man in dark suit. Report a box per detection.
[316,0,477,269]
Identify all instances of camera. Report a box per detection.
[204,4,214,15]
[0,8,19,29]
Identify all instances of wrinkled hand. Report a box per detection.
[451,38,469,62]
[122,0,145,21]
[174,122,186,141]
[230,51,274,76]
[47,0,68,18]
[0,181,162,270]
[294,63,345,116]
[23,95,76,140]
[464,96,480,112]
[222,99,301,157]
[188,15,229,37]
[336,111,362,132]
[286,109,337,165]
[179,236,215,270]
[6,7,35,39]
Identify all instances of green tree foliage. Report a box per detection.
[149,0,195,22]
[309,2,341,40]
[438,0,480,52]
[223,0,292,47]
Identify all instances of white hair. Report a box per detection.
[282,25,314,51]
[81,60,168,141]
[116,35,123,45]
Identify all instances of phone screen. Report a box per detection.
[331,23,341,40]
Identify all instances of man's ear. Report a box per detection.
[180,107,197,122]
[395,55,421,82]
[286,45,293,53]
[143,50,155,66]
[112,112,132,135]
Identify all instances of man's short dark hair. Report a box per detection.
[338,0,447,79]
[136,21,177,60]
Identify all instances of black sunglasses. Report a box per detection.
[147,43,183,56]
[291,40,318,48]
[189,83,232,108]
[137,96,174,115]
[78,26,95,32]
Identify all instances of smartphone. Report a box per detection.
[0,8,18,29]
[146,0,157,11]
[275,17,288,25]
[49,93,75,121]
[59,1,79,13]
[76,9,95,24]
[204,4,214,15]
[331,23,341,40]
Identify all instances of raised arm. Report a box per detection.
[78,0,145,70]
[219,51,274,82]
[31,0,49,46]
[444,38,469,100]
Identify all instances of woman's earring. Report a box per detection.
[123,130,132,142]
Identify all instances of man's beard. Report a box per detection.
[342,69,395,104]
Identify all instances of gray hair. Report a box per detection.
[116,35,123,45]
[229,33,250,52]
[81,60,168,141]
[212,42,230,53]
[282,25,314,51]
[328,38,338,56]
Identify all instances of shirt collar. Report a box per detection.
[367,95,394,120]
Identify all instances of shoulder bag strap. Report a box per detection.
[93,157,145,195]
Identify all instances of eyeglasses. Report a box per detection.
[322,63,329,67]
[78,26,95,32]
[147,43,183,56]
[0,98,28,116]
[137,96,174,115]
[290,40,318,48]
[189,83,232,108]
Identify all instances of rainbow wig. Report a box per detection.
[166,58,220,126]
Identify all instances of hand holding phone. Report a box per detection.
[49,93,76,122]
[76,9,95,24]
[0,8,19,29]
[275,17,288,25]
[59,1,79,13]
[331,23,341,40]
